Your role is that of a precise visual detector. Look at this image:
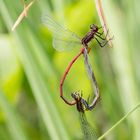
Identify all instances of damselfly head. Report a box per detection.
[90,24,98,32]
[71,92,80,100]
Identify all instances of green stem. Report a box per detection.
[98,102,140,140]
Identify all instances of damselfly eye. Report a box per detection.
[90,24,98,31]
[90,24,93,29]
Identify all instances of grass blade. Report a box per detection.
[98,102,140,140]
[0,1,70,140]
[0,89,29,140]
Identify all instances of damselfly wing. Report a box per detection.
[42,15,81,51]
[79,112,98,140]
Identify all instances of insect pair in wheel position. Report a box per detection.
[42,15,113,111]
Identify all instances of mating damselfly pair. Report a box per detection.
[42,15,113,111]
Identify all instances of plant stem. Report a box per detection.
[98,102,140,140]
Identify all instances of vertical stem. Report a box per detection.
[95,0,113,47]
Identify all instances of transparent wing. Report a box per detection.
[42,15,81,51]
[79,112,97,140]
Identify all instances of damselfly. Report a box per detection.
[71,91,98,139]
[42,15,112,109]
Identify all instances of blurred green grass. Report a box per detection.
[0,0,140,139]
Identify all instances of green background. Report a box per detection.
[0,0,140,139]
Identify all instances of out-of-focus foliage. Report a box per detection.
[0,0,140,140]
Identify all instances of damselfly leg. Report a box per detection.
[95,29,114,47]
